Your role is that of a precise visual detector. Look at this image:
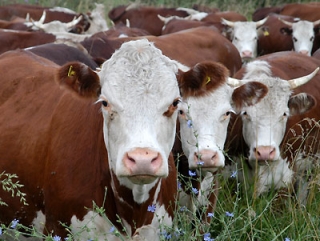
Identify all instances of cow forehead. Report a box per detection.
[292,21,314,35]
[99,39,180,108]
[234,22,257,34]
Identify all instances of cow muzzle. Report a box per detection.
[122,147,165,184]
[190,149,225,172]
[252,146,277,165]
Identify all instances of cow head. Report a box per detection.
[233,60,318,167]
[280,19,320,56]
[222,17,268,60]
[58,39,181,188]
[177,61,268,175]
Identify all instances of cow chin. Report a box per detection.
[127,175,159,185]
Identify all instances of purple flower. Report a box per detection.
[189,170,196,177]
[53,235,61,241]
[230,170,237,178]
[109,226,115,233]
[187,119,193,128]
[284,238,291,241]
[180,206,187,212]
[192,187,199,195]
[0,227,2,236]
[147,204,156,213]
[207,212,214,218]
[225,211,234,217]
[197,161,204,166]
[178,181,182,190]
[10,219,19,229]
[203,232,214,241]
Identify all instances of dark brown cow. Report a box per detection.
[225,52,320,200]
[108,5,189,36]
[0,18,31,30]
[81,26,242,75]
[0,4,76,22]
[279,3,320,22]
[25,43,99,69]
[0,29,56,55]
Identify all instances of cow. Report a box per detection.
[81,27,243,75]
[0,4,77,22]
[279,3,320,22]
[173,61,268,221]
[225,51,320,200]
[221,17,268,61]
[0,39,188,240]
[257,14,320,56]
[0,29,56,55]
[25,43,99,69]
[108,4,189,36]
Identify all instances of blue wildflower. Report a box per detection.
[225,211,234,217]
[0,227,2,236]
[109,226,115,233]
[203,232,214,241]
[180,206,187,212]
[10,219,19,229]
[147,204,156,212]
[207,212,214,218]
[53,235,61,241]
[284,238,291,241]
[197,161,204,166]
[230,170,237,178]
[192,187,199,195]
[189,170,196,177]
[177,181,182,190]
[187,119,192,128]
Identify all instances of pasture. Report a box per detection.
[0,0,319,241]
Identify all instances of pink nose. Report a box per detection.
[241,50,253,58]
[123,148,163,176]
[193,149,222,168]
[299,50,309,55]
[254,146,276,161]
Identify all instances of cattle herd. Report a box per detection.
[0,2,319,241]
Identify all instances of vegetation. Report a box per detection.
[0,0,319,240]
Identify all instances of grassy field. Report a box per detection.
[0,0,320,241]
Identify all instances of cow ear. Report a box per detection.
[280,27,292,35]
[232,81,268,111]
[57,62,101,98]
[288,93,316,116]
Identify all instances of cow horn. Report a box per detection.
[227,77,241,87]
[313,19,320,26]
[66,15,83,28]
[279,18,293,26]
[39,11,46,24]
[256,16,268,27]
[221,18,234,27]
[288,67,319,89]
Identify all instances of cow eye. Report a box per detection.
[293,37,297,42]
[172,99,181,107]
[179,110,184,115]
[310,36,314,42]
[102,100,108,107]
[241,111,247,116]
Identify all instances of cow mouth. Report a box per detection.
[128,175,158,184]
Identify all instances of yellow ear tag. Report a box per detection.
[206,76,211,85]
[68,65,76,77]
[264,30,269,36]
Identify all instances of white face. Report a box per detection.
[98,39,180,186]
[240,77,292,165]
[292,21,315,56]
[178,85,234,173]
[232,22,259,59]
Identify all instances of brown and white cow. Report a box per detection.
[0,39,187,240]
[173,61,268,220]
[225,52,320,198]
[221,17,268,61]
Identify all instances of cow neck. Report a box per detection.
[110,170,161,233]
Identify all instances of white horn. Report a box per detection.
[66,15,83,28]
[288,67,319,89]
[39,11,46,24]
[313,19,320,26]
[227,77,242,87]
[221,18,235,27]
[256,16,268,27]
[279,18,293,26]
